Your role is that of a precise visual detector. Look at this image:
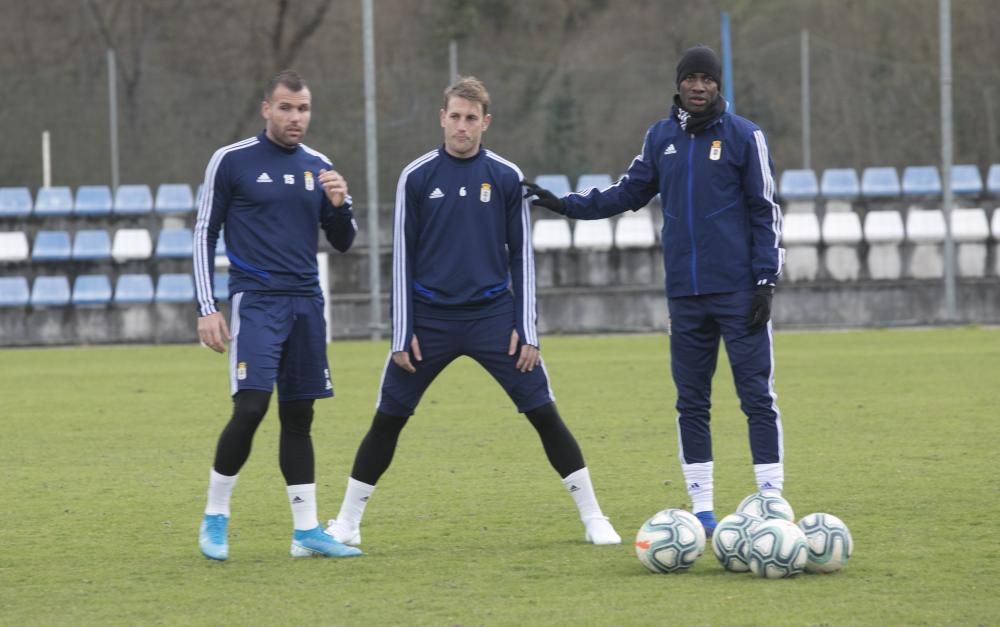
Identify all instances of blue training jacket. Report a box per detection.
[193,131,357,316]
[561,104,784,298]
[390,146,537,353]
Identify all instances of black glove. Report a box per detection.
[522,181,566,215]
[747,284,774,333]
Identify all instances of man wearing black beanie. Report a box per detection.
[525,44,787,539]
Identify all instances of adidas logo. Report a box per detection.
[428,187,445,199]
[688,482,700,489]
[361,496,369,502]
[291,496,304,504]
[256,172,273,183]
[761,481,774,489]
[663,144,677,155]
[568,484,580,493]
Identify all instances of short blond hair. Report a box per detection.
[443,76,490,115]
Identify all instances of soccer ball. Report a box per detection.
[737,492,795,522]
[747,518,809,578]
[634,508,706,573]
[797,513,854,574]
[712,512,764,572]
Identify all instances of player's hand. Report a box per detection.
[197,312,231,354]
[522,181,566,215]
[509,329,540,372]
[748,284,775,333]
[319,168,349,207]
[392,335,422,373]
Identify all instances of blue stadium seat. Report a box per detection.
[33,186,74,217]
[0,276,30,306]
[950,164,983,196]
[0,187,33,218]
[72,230,112,261]
[902,166,942,196]
[72,274,112,305]
[820,168,860,199]
[74,185,113,216]
[114,273,154,304]
[113,184,153,215]
[155,228,194,258]
[575,174,614,193]
[214,272,229,302]
[987,164,1000,196]
[861,167,901,198]
[30,276,71,307]
[534,174,572,198]
[156,273,195,303]
[32,230,72,262]
[778,169,818,200]
[155,183,195,214]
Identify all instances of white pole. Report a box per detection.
[939,0,956,321]
[42,131,52,187]
[107,48,120,192]
[362,0,382,340]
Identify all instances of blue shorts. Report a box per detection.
[229,291,333,401]
[376,313,555,417]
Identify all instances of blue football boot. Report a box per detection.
[290,526,363,558]
[199,513,230,561]
[695,510,718,538]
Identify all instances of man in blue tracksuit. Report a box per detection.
[326,77,620,547]
[193,70,361,560]
[526,46,785,537]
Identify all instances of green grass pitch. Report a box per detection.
[2,327,998,625]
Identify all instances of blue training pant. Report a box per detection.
[667,290,782,465]
[376,312,555,417]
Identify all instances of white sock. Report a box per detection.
[681,461,714,513]
[754,463,784,496]
[287,483,319,531]
[333,477,375,531]
[562,467,605,521]
[205,468,238,517]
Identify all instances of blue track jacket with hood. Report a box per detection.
[560,101,784,298]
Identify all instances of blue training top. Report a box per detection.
[193,131,357,316]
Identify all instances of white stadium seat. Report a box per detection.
[614,208,656,248]
[905,209,945,278]
[532,219,572,251]
[781,213,820,281]
[111,228,153,262]
[822,212,863,281]
[951,208,989,277]
[572,220,613,251]
[0,231,30,262]
[863,211,904,279]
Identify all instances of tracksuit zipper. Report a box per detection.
[686,134,698,295]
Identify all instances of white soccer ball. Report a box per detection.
[634,508,706,573]
[747,518,809,578]
[737,492,795,522]
[712,512,764,572]
[797,512,854,573]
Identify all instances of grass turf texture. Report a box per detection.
[1,327,998,625]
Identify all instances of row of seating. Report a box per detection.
[780,165,1000,200]
[0,273,226,307]
[0,228,224,263]
[784,207,1000,247]
[533,208,655,251]
[0,184,199,218]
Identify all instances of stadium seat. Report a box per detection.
[155,183,195,214]
[30,275,71,307]
[533,174,572,198]
[820,168,860,199]
[72,230,112,261]
[861,167,901,198]
[905,208,945,279]
[992,209,1000,277]
[72,274,112,305]
[214,272,229,302]
[987,164,1000,196]
[114,273,154,304]
[949,165,983,197]
[31,230,72,262]
[902,166,942,197]
[950,208,990,277]
[113,184,153,215]
[0,231,30,262]
[863,211,905,279]
[155,273,195,303]
[74,185,113,216]
[195,183,206,208]
[614,208,656,248]
[572,220,613,250]
[822,212,863,280]
[0,276,30,306]
[780,213,820,281]
[156,227,194,258]
[778,169,818,200]
[532,219,572,251]
[0,186,33,218]
[575,174,614,194]
[111,228,153,262]
[33,186,74,217]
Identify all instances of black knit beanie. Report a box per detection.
[675,45,722,90]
